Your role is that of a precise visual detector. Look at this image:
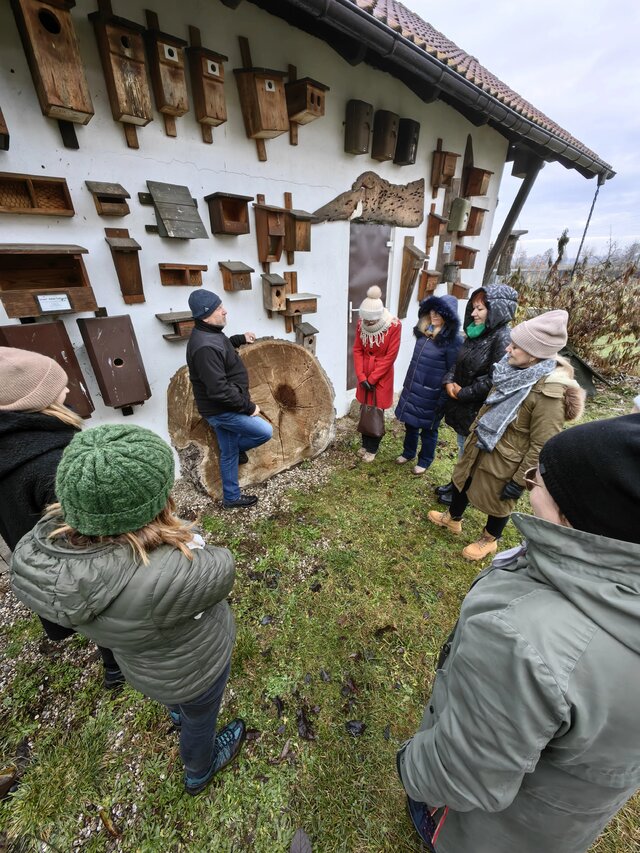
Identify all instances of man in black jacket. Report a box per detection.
[186,290,272,508]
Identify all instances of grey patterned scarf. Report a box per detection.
[474,356,557,452]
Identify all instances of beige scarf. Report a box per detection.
[359,310,396,346]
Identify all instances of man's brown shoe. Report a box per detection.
[462,531,498,561]
[427,510,462,535]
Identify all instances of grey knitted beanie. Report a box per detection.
[0,347,68,411]
[55,424,175,536]
[510,309,568,359]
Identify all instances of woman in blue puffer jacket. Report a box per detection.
[395,294,462,474]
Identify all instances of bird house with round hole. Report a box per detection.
[261,272,288,312]
[233,67,289,139]
[89,8,153,127]
[187,46,228,129]
[145,19,189,130]
[11,0,94,126]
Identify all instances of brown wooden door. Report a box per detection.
[346,222,392,389]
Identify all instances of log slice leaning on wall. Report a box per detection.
[168,338,336,497]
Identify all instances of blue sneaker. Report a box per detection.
[169,710,181,729]
[184,718,246,796]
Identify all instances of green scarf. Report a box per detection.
[466,322,485,339]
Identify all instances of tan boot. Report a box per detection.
[361,451,376,463]
[462,531,498,561]
[427,510,462,535]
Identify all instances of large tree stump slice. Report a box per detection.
[168,338,335,497]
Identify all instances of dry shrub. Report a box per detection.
[507,262,640,377]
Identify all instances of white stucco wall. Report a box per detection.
[0,0,509,444]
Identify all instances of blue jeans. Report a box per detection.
[402,423,440,469]
[167,661,231,778]
[456,432,466,458]
[207,412,273,502]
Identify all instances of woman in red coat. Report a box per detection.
[353,285,401,462]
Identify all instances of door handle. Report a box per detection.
[349,301,360,324]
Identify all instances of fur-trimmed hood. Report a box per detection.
[543,355,586,422]
[414,294,461,346]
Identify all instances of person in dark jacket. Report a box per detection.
[397,413,640,853]
[0,346,123,688]
[186,290,272,509]
[395,294,462,475]
[436,284,518,505]
[11,424,245,796]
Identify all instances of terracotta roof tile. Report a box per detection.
[348,0,607,166]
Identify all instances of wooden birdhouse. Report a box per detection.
[397,237,427,320]
[295,321,319,355]
[443,261,461,283]
[285,77,329,125]
[77,314,151,413]
[0,319,94,417]
[104,228,144,304]
[233,67,289,139]
[394,118,420,166]
[89,1,153,148]
[427,212,448,241]
[462,206,488,237]
[187,25,228,144]
[371,110,399,162]
[344,99,372,155]
[284,209,312,253]
[431,149,460,190]
[447,197,472,232]
[11,0,94,134]
[155,310,194,342]
[144,10,188,137]
[418,270,440,301]
[141,181,208,240]
[454,244,480,270]
[85,181,130,216]
[204,192,253,235]
[261,273,288,312]
[0,243,97,319]
[463,166,493,197]
[218,261,254,292]
[254,202,286,264]
[451,281,472,300]
[283,292,318,318]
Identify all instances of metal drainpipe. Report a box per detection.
[482,157,545,285]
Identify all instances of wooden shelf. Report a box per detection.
[0,172,74,216]
[159,263,208,286]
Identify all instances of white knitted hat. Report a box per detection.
[359,285,385,321]
[510,309,568,359]
[0,346,68,412]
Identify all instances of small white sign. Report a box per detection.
[443,241,452,254]
[37,294,71,312]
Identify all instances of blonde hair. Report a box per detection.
[41,402,83,429]
[46,496,196,565]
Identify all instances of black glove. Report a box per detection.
[361,380,375,392]
[500,480,524,501]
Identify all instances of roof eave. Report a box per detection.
[246,0,615,180]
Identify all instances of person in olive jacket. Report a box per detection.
[398,414,640,853]
[11,424,244,796]
[436,284,518,505]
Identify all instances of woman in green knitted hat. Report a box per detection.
[10,423,245,796]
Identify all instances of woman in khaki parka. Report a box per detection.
[428,310,584,561]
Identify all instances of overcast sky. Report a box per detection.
[409,0,640,259]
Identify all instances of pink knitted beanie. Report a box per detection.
[0,347,68,412]
[510,309,568,359]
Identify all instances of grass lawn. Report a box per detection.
[1,384,638,852]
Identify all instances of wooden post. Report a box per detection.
[483,157,544,284]
[288,64,298,146]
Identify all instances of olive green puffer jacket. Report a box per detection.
[10,517,235,704]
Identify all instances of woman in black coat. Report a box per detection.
[436,284,518,504]
[0,346,123,687]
